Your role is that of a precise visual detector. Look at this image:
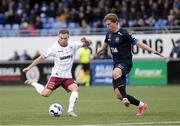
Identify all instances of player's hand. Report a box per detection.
[97,47,104,55]
[154,51,164,57]
[22,67,31,73]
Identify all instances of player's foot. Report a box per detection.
[24,80,34,85]
[67,111,78,117]
[122,98,130,107]
[136,103,148,116]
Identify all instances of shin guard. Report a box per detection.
[114,77,127,98]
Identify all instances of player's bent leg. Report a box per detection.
[113,68,127,98]
[115,88,130,107]
[126,94,148,115]
[126,94,140,106]
[67,83,79,117]
[41,88,52,97]
[42,77,60,97]
[24,80,45,94]
[67,83,79,92]
[113,68,130,107]
[112,67,122,79]
[114,88,122,100]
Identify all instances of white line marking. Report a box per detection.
[1,121,180,126]
[65,121,180,126]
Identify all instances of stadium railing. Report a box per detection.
[0,26,180,37]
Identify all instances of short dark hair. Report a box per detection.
[103,13,118,23]
[59,29,69,34]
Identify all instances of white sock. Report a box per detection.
[139,101,144,107]
[31,82,44,94]
[67,91,79,113]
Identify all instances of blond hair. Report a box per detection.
[103,13,118,23]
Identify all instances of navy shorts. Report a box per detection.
[113,63,132,89]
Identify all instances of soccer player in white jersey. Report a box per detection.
[22,29,91,117]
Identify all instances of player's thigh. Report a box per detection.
[112,67,122,79]
[67,83,79,92]
[42,77,60,97]
[41,88,52,97]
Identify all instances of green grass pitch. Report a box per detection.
[0,85,180,125]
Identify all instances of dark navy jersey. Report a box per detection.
[104,29,138,65]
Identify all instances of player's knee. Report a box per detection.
[41,93,50,97]
[41,90,51,97]
[112,67,123,79]
[73,85,79,92]
[68,83,79,92]
[42,94,49,97]
[112,71,121,79]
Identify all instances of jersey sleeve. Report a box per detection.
[104,34,108,44]
[122,29,138,45]
[41,45,56,59]
[130,35,138,45]
[73,42,83,51]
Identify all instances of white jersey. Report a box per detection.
[42,41,83,78]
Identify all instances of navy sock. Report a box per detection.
[114,77,127,98]
[127,94,140,106]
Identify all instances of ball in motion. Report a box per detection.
[49,103,63,117]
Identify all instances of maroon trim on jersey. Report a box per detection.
[46,76,76,91]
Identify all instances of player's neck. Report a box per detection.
[112,28,119,33]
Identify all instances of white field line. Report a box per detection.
[1,121,180,126]
[76,121,180,126]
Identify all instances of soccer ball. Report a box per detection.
[48,103,63,117]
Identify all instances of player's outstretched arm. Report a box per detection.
[22,56,44,72]
[97,43,108,55]
[137,42,164,57]
[81,37,92,47]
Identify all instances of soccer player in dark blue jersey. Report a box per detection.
[97,13,163,116]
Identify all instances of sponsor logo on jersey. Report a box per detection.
[110,47,118,53]
[58,50,63,52]
[60,55,73,60]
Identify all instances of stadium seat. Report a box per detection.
[0,24,3,30]
[12,24,20,30]
[68,22,80,35]
[39,29,49,36]
[4,24,11,30]
[52,21,67,29]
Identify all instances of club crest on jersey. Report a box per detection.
[115,37,120,43]
[108,34,111,41]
